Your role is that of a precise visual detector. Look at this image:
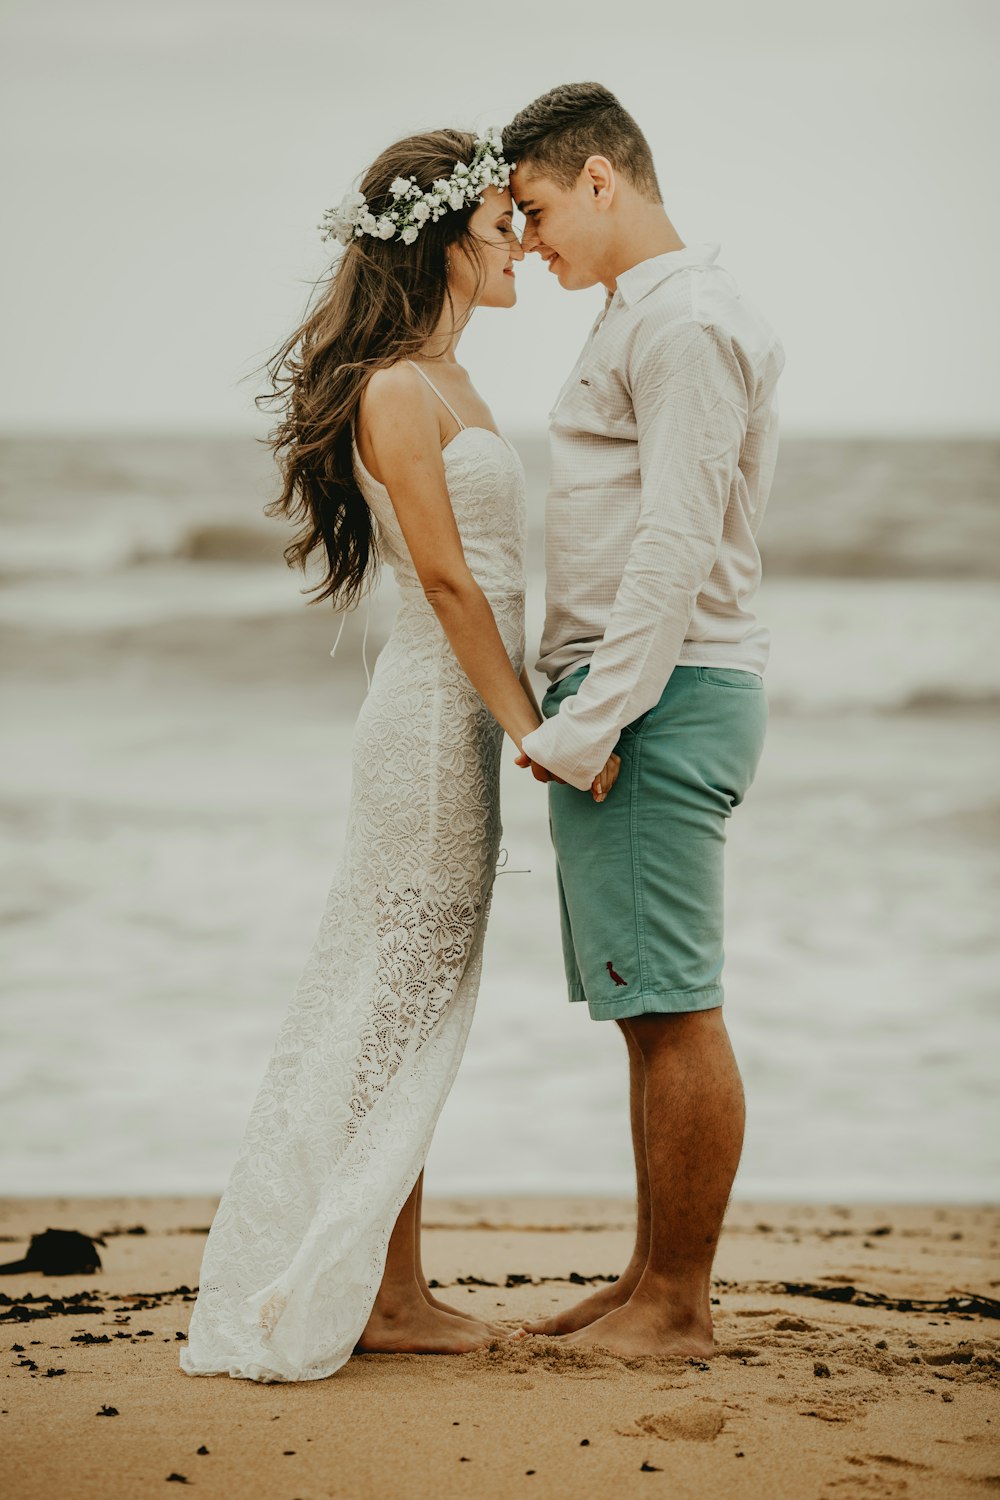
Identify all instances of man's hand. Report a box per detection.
[514,749,620,798]
[513,751,565,785]
[591,752,621,804]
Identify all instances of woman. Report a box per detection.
[179,126,617,1384]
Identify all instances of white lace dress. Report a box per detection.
[180,399,526,1383]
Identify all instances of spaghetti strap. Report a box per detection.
[405,360,466,430]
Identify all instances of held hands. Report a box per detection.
[591,751,621,803]
[513,750,564,785]
[514,749,621,804]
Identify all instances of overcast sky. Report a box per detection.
[1,0,997,435]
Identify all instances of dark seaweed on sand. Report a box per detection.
[767,1283,1000,1319]
[0,1229,105,1277]
[0,1283,197,1323]
[1,1290,103,1323]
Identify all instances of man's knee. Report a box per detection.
[626,1006,726,1056]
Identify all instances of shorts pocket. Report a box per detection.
[696,667,763,690]
[542,666,589,719]
[618,703,658,738]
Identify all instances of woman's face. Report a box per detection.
[449,186,524,309]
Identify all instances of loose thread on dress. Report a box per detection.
[495,847,530,876]
[329,613,348,661]
[328,603,373,693]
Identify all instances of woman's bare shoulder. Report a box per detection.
[356,361,443,485]
[360,360,431,424]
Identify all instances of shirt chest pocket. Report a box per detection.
[551,362,636,441]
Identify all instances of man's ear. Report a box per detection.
[582,155,616,209]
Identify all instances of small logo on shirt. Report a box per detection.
[606,962,627,987]
[580,378,591,386]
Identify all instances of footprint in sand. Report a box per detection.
[845,1343,910,1378]
[923,1346,976,1367]
[823,1475,909,1497]
[620,1402,726,1442]
[717,1344,770,1365]
[822,1459,913,1498]
[796,1400,866,1425]
[865,1455,930,1472]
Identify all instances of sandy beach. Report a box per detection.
[2,1195,997,1499]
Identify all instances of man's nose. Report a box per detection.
[520,221,541,253]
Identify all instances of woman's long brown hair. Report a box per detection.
[258,129,489,608]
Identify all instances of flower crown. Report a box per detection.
[318,128,511,248]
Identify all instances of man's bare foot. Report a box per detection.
[521,1268,638,1336]
[357,1299,500,1355]
[561,1290,714,1360]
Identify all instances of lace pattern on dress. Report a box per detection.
[179,430,526,1383]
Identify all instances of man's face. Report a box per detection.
[510,164,605,291]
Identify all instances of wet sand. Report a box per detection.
[2,1196,998,1498]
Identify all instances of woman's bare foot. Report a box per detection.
[418,1274,510,1336]
[357,1298,499,1355]
[521,1265,640,1336]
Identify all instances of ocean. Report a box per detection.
[1,434,998,1202]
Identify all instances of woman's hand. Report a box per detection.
[591,752,621,804]
[515,749,619,798]
[513,750,565,784]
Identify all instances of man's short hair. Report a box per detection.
[502,82,661,202]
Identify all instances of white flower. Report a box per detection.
[319,126,511,250]
[318,188,370,244]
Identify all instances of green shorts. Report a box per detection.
[543,664,768,1022]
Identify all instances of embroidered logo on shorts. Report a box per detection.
[606,962,627,987]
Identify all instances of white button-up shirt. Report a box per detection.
[520,242,785,791]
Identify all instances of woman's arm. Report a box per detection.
[519,664,543,721]
[358,365,541,751]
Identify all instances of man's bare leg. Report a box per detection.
[523,1020,651,1334]
[358,1174,498,1353]
[564,1007,743,1358]
[412,1170,507,1332]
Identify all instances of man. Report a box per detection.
[505,83,784,1357]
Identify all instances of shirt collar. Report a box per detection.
[612,242,721,308]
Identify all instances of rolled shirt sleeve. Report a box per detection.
[521,321,751,790]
